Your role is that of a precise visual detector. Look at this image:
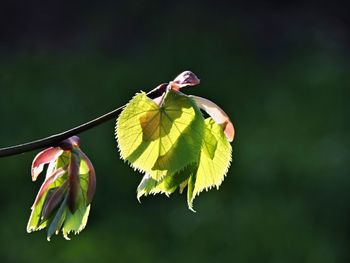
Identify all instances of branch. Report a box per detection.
[0,84,167,158]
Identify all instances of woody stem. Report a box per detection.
[0,84,167,158]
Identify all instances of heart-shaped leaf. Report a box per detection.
[116,90,204,181]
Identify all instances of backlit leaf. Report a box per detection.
[27,147,95,240]
[190,95,235,142]
[116,90,204,181]
[135,118,232,211]
[187,118,232,210]
[137,164,195,201]
[27,163,68,233]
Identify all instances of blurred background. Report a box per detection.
[0,1,349,262]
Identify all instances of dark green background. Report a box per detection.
[0,1,349,262]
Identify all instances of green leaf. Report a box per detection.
[27,190,49,232]
[78,152,96,204]
[62,203,91,240]
[78,163,90,205]
[137,164,195,201]
[116,90,204,181]
[47,194,68,241]
[27,165,68,233]
[135,118,232,211]
[187,118,232,210]
[62,177,91,240]
[56,152,70,170]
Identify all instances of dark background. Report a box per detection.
[0,1,349,262]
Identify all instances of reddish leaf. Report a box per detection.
[33,168,66,206]
[190,95,235,142]
[67,151,80,213]
[170,71,200,90]
[58,136,80,151]
[79,151,96,204]
[31,147,63,181]
[41,183,67,220]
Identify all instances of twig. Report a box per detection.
[0,84,167,158]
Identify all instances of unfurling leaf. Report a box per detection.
[190,95,235,142]
[27,136,96,241]
[31,147,64,181]
[169,70,201,90]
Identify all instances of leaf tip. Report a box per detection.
[136,193,143,203]
[188,203,197,213]
[224,121,235,142]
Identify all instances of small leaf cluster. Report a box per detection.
[27,136,96,240]
[116,74,233,210]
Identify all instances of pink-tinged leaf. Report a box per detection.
[170,71,200,91]
[68,151,80,213]
[58,136,81,151]
[147,83,168,98]
[152,91,168,106]
[152,95,164,106]
[41,182,67,220]
[190,95,235,142]
[148,83,167,106]
[79,151,96,204]
[223,122,235,143]
[31,147,64,181]
[33,168,66,206]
